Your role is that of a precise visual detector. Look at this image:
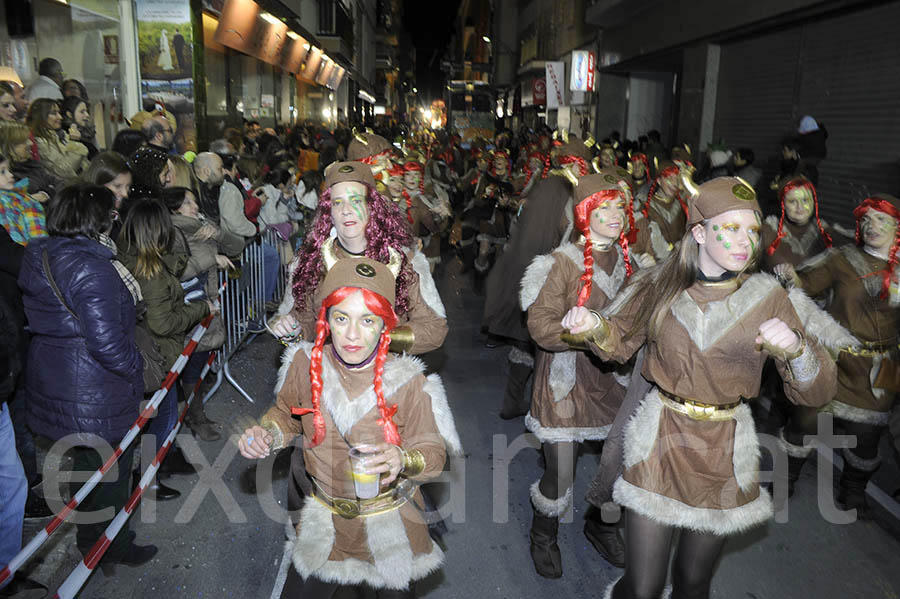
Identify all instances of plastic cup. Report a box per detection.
[349,446,381,499]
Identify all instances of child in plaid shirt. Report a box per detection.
[0,153,47,245]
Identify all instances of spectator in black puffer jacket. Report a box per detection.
[18,184,157,573]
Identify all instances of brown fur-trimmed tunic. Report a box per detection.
[760,215,832,272]
[797,245,900,422]
[520,242,628,442]
[589,272,836,534]
[262,343,462,589]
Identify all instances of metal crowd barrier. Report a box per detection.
[203,227,292,405]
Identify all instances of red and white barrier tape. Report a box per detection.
[54,351,217,598]
[0,314,214,587]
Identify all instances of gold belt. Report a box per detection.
[657,388,744,422]
[311,478,414,519]
[839,338,898,358]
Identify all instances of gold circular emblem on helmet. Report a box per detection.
[732,184,756,201]
[604,174,617,184]
[339,165,354,173]
[355,263,377,278]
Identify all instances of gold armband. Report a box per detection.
[388,326,415,353]
[559,311,611,350]
[401,448,426,477]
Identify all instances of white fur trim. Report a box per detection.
[423,374,463,457]
[291,496,336,580]
[764,214,779,231]
[529,480,573,517]
[787,286,858,352]
[622,389,664,468]
[525,411,611,443]
[602,576,671,599]
[554,242,627,302]
[612,478,773,535]
[520,253,556,311]
[870,353,888,402]
[602,266,659,318]
[560,197,574,246]
[275,256,301,317]
[320,352,426,438]
[842,448,881,472]
[796,247,834,272]
[549,350,578,403]
[788,347,820,389]
[821,400,890,425]
[612,370,630,388]
[648,220,672,259]
[732,404,761,493]
[778,427,813,458]
[840,245,893,304]
[508,346,535,367]
[291,496,444,589]
[410,250,446,319]
[670,274,779,352]
[275,341,312,394]
[831,223,856,239]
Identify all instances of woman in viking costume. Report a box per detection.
[775,194,900,516]
[633,160,688,261]
[518,175,635,578]
[563,176,836,599]
[761,176,833,273]
[240,256,462,598]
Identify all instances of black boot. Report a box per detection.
[786,455,808,498]
[583,505,625,568]
[838,450,878,520]
[99,543,159,576]
[24,482,53,519]
[0,573,48,598]
[500,355,532,419]
[159,445,198,476]
[530,510,562,579]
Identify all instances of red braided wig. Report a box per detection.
[558,155,590,177]
[853,198,900,300]
[404,161,425,193]
[643,166,687,219]
[573,189,633,306]
[522,151,546,187]
[490,150,511,178]
[767,178,832,256]
[630,153,650,181]
[298,287,401,447]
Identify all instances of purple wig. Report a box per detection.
[292,185,416,316]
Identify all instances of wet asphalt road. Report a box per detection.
[21,254,900,598]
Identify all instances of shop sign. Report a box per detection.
[533,77,546,106]
[570,50,595,92]
[545,61,564,108]
[135,0,196,152]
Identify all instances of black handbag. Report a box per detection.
[42,249,166,393]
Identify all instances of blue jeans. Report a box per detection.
[0,403,27,586]
[144,387,178,453]
[262,241,280,302]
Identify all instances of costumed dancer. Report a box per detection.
[452,147,489,270]
[481,135,594,418]
[384,161,408,217]
[346,130,394,195]
[402,157,451,271]
[473,150,516,276]
[565,177,836,599]
[513,148,547,199]
[627,152,651,214]
[761,176,833,273]
[635,160,688,261]
[240,257,462,598]
[518,175,634,578]
[775,194,900,515]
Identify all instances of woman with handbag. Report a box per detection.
[18,184,157,574]
[162,186,242,440]
[118,197,215,499]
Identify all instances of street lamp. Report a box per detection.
[412,87,418,93]
[482,35,491,43]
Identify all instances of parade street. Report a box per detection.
[23,256,900,599]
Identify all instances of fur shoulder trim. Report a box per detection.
[423,374,463,456]
[410,250,446,318]
[519,252,557,311]
[320,353,426,438]
[274,256,302,318]
[787,286,859,352]
[553,242,583,269]
[275,341,313,394]
[797,247,837,271]
[764,214,779,230]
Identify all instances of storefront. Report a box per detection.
[0,0,132,150]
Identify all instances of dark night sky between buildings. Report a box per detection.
[403,0,462,104]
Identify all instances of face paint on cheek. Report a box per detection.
[713,225,719,231]
[723,241,732,249]
[350,200,367,222]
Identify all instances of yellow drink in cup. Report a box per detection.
[349,446,381,499]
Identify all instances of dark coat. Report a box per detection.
[0,227,24,402]
[19,236,143,442]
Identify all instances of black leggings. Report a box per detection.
[787,406,882,460]
[538,442,577,501]
[612,510,725,599]
[282,570,416,599]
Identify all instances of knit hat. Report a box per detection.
[323,161,377,190]
[686,176,760,225]
[347,131,393,162]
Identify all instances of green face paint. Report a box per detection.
[712,225,719,231]
[350,199,367,222]
[716,234,723,241]
[723,241,732,249]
